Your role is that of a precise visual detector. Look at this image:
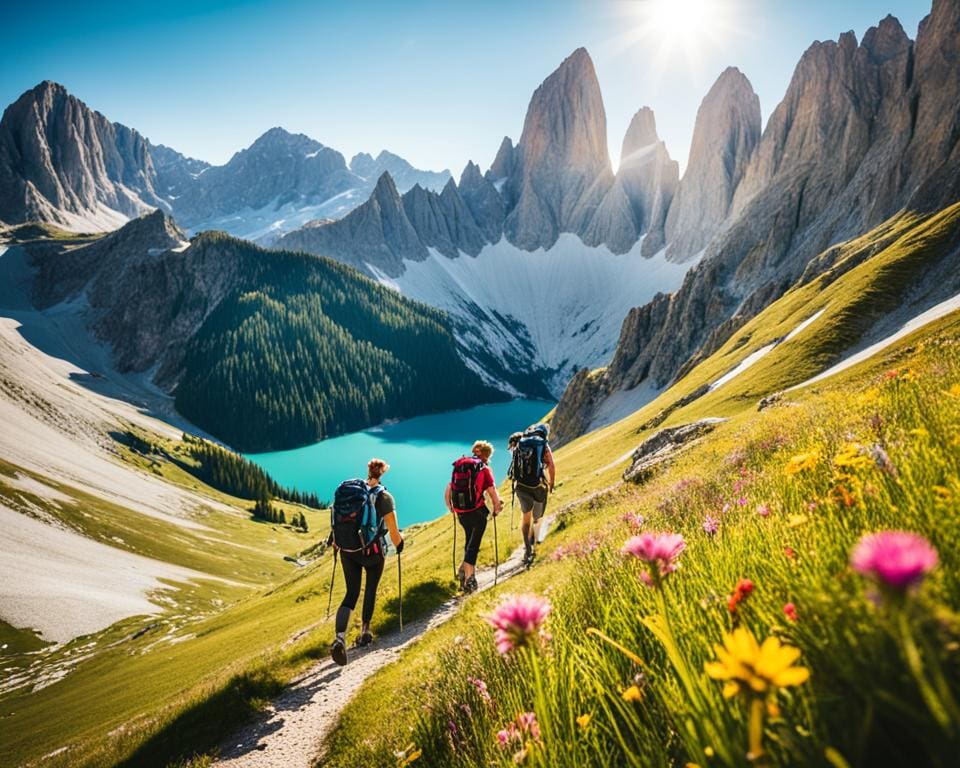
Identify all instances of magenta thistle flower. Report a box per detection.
[516,711,541,740]
[703,515,719,535]
[756,503,771,518]
[497,723,520,745]
[622,532,686,586]
[851,531,938,592]
[468,676,492,705]
[486,594,551,655]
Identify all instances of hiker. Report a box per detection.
[511,423,556,567]
[446,440,502,593]
[329,458,403,666]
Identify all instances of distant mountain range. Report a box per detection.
[0,83,451,241]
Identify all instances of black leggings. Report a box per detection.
[335,549,385,633]
[457,506,489,566]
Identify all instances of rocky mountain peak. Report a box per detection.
[862,15,909,60]
[662,66,760,261]
[620,107,660,160]
[487,136,517,181]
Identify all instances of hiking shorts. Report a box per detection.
[516,483,548,521]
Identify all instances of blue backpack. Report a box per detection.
[332,479,385,553]
[511,429,547,488]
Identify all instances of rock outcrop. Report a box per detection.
[663,68,760,262]
[147,141,210,205]
[553,3,960,445]
[0,81,162,230]
[350,150,451,194]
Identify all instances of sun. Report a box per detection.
[641,0,724,43]
[606,0,741,83]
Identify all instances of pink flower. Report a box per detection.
[702,515,719,536]
[784,602,798,622]
[497,724,520,745]
[486,594,551,655]
[737,496,748,506]
[516,711,540,740]
[756,503,771,518]
[851,531,938,591]
[468,676,492,705]
[622,533,686,586]
[622,511,645,529]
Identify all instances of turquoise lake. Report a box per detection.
[246,399,554,527]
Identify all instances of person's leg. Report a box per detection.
[531,499,546,543]
[359,554,385,636]
[518,493,534,554]
[461,508,488,582]
[335,553,362,635]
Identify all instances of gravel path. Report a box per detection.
[215,532,533,768]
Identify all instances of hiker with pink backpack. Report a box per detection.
[446,440,502,593]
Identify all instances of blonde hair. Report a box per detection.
[367,458,390,480]
[472,440,494,460]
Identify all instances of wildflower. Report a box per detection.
[622,533,686,586]
[622,684,643,702]
[516,711,540,740]
[396,745,422,767]
[932,485,952,503]
[622,511,645,529]
[784,546,796,559]
[727,578,754,614]
[784,603,798,622]
[785,451,819,475]
[468,676,492,705]
[705,627,810,698]
[909,427,930,439]
[497,724,520,746]
[737,496,748,506]
[851,531,938,592]
[834,442,873,471]
[947,383,960,398]
[702,515,719,536]
[787,514,807,528]
[576,713,592,730]
[486,594,551,655]
[756,503,771,518]
[806,500,818,511]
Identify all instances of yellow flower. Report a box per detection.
[622,684,643,702]
[787,514,808,528]
[947,384,960,398]
[833,442,872,471]
[397,746,422,767]
[785,451,819,475]
[705,627,810,699]
[909,427,929,439]
[576,713,592,730]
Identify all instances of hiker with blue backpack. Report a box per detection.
[329,458,404,666]
[446,440,502,593]
[509,424,556,568]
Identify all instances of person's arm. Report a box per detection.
[482,468,502,515]
[544,447,556,492]
[445,484,454,514]
[382,511,403,548]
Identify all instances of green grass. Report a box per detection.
[319,207,960,767]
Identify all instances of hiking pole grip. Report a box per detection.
[326,549,339,620]
[398,550,403,632]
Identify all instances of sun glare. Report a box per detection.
[609,0,741,83]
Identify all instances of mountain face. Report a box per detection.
[29,211,501,451]
[0,81,162,231]
[662,67,760,262]
[552,3,960,445]
[147,141,211,203]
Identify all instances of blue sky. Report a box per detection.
[1,0,931,175]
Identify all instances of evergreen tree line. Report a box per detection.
[173,234,505,452]
[180,433,324,509]
[251,496,309,531]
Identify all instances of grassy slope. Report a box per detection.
[320,206,960,766]
[0,422,503,767]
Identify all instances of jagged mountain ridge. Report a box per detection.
[552,1,960,444]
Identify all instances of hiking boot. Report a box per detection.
[457,565,466,591]
[358,631,373,647]
[331,637,347,666]
[522,547,533,568]
[464,575,478,594]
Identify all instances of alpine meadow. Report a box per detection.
[0,1,958,767]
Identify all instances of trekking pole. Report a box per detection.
[398,550,403,632]
[452,512,458,580]
[325,549,339,620]
[493,510,499,586]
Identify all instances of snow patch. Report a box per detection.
[791,294,960,390]
[708,309,825,392]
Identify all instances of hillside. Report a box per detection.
[315,206,960,767]
[27,215,504,452]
